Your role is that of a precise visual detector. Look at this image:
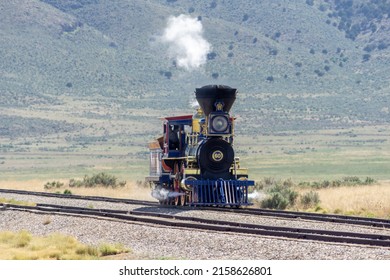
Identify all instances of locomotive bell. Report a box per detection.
[195,85,237,116]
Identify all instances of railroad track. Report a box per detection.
[1,188,390,229]
[201,206,390,229]
[2,202,390,248]
[0,188,157,207]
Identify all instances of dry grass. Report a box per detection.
[0,197,36,206]
[0,179,47,191]
[0,180,155,260]
[0,179,154,201]
[306,181,390,218]
[0,231,131,260]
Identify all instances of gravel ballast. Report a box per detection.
[1,193,390,259]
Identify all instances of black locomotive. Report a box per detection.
[146,85,254,207]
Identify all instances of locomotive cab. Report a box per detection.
[162,116,192,157]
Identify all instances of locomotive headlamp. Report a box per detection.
[212,115,228,132]
[209,113,230,134]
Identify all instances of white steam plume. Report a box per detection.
[161,14,211,71]
[248,191,262,200]
[151,188,184,202]
[189,99,200,108]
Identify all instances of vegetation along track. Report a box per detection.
[1,188,390,229]
[1,200,390,248]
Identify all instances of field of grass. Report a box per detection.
[0,231,130,260]
[250,178,390,219]
[1,123,389,182]
[238,125,390,181]
[310,181,390,218]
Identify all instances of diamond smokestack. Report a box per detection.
[195,85,237,116]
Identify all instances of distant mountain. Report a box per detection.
[1,0,389,134]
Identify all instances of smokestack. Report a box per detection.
[195,85,237,116]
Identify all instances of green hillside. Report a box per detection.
[1,0,389,108]
[0,0,389,181]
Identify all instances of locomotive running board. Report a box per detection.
[184,179,254,207]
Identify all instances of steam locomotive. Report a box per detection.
[146,85,254,207]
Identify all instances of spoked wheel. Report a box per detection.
[174,196,180,206]
[183,176,197,205]
[173,162,181,206]
[187,192,192,206]
[180,192,186,206]
[179,162,187,206]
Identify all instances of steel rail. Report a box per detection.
[2,202,390,248]
[1,188,389,229]
[198,206,390,229]
[0,188,157,207]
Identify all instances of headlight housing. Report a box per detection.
[209,113,231,134]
